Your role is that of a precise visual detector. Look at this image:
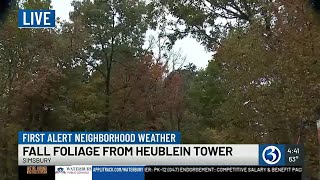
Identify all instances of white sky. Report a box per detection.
[51,0,213,68]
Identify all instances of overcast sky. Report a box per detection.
[51,0,213,68]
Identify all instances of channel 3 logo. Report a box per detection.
[262,146,281,164]
[259,144,284,166]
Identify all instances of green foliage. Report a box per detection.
[187,60,226,127]
[157,0,264,50]
[70,0,151,54]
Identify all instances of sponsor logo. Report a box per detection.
[56,166,92,175]
[27,166,47,174]
[55,167,66,174]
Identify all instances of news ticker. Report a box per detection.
[18,132,304,166]
[19,165,303,180]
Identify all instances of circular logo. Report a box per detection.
[262,146,281,165]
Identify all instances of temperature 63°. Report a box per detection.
[289,156,299,162]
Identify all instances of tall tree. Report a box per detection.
[0,1,67,179]
[70,0,154,130]
[214,0,320,177]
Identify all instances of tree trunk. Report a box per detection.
[6,58,14,125]
[102,5,116,131]
[104,75,111,130]
[177,113,181,131]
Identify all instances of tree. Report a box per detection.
[0,1,68,178]
[214,0,320,177]
[157,0,271,50]
[69,0,154,130]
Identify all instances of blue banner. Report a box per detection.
[18,10,55,28]
[92,166,144,180]
[18,131,181,144]
[259,144,285,166]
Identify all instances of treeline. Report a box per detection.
[0,0,319,179]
